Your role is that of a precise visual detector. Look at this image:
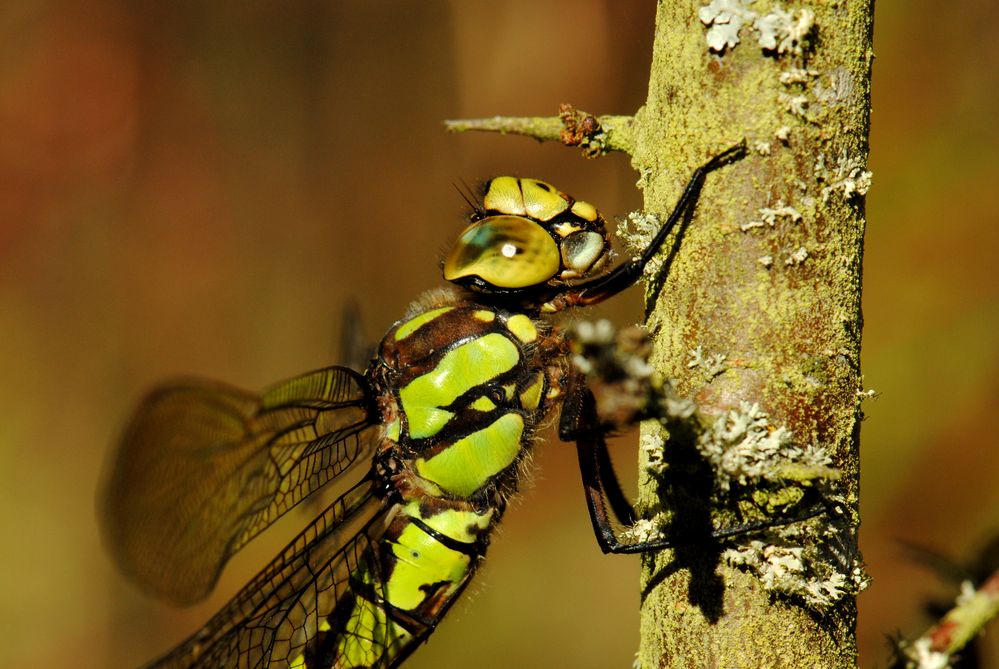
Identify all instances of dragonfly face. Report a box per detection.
[443,177,611,295]
[100,145,748,668]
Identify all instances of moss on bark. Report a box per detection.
[630,2,872,668]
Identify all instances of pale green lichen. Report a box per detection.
[741,199,802,231]
[815,149,873,202]
[696,402,833,491]
[687,345,728,378]
[699,0,757,52]
[754,7,815,56]
[784,246,808,266]
[580,129,611,157]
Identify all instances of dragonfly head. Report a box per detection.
[443,177,612,295]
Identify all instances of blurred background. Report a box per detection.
[2,1,997,667]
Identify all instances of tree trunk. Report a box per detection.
[631,2,872,668]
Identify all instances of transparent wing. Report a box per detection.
[101,366,380,605]
[149,479,414,669]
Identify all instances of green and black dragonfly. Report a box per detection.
[101,145,747,668]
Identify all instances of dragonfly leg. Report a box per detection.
[559,372,636,528]
[566,382,827,555]
[544,142,747,311]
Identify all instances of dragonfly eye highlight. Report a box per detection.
[443,215,560,289]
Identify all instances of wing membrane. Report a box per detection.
[101,366,380,605]
[148,479,410,669]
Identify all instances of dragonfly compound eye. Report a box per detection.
[443,215,560,289]
[559,230,605,276]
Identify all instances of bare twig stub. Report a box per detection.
[445,103,634,157]
[896,569,999,669]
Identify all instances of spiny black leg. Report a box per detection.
[566,384,660,554]
[559,373,636,527]
[635,141,747,271]
[571,385,828,555]
[548,141,747,310]
[593,429,637,526]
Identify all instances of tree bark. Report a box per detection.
[631,2,872,668]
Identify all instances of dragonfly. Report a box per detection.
[101,144,747,668]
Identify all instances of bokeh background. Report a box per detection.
[2,1,997,667]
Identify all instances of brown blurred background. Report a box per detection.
[2,1,997,667]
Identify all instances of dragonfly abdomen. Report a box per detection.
[304,499,495,669]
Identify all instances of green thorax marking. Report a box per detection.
[377,301,553,497]
[394,306,453,341]
[399,332,520,440]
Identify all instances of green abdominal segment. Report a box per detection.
[300,501,493,668]
[415,412,524,496]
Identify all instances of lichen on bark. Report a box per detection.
[629,2,872,668]
[446,1,873,665]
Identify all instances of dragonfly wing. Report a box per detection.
[101,366,380,605]
[149,479,412,669]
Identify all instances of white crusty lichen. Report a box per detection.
[617,210,670,278]
[781,92,810,118]
[857,387,879,401]
[899,638,951,669]
[687,345,729,378]
[633,380,865,609]
[621,517,666,544]
[617,210,658,252]
[741,199,802,231]
[569,319,617,374]
[699,0,757,52]
[723,529,867,608]
[696,402,833,491]
[755,6,815,56]
[784,246,809,266]
[641,431,669,476]
[700,2,815,57]
[815,149,874,202]
[703,398,869,609]
[780,67,820,86]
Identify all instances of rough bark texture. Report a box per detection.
[630,2,872,668]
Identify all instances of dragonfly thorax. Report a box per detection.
[369,297,563,501]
